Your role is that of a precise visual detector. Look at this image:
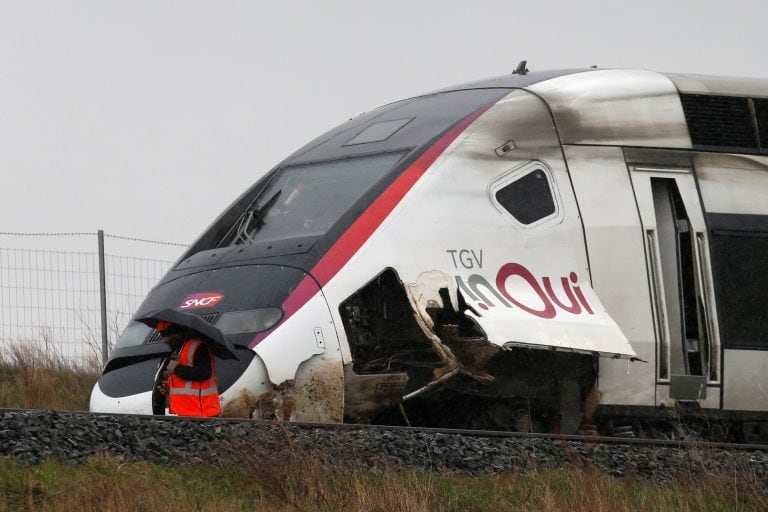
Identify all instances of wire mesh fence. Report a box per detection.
[0,232,187,366]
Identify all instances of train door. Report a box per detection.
[629,167,721,409]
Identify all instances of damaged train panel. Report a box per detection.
[323,87,638,426]
[224,279,345,423]
[325,88,636,366]
[405,267,636,359]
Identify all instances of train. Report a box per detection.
[91,66,768,442]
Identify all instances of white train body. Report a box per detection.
[92,69,768,439]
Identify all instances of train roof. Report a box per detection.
[428,67,768,98]
[283,67,768,172]
[422,68,768,152]
[423,68,593,94]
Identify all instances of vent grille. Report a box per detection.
[144,313,221,345]
[680,94,767,154]
[756,98,768,149]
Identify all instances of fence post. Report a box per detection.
[98,230,109,364]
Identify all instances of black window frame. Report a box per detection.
[707,212,768,350]
[491,163,559,227]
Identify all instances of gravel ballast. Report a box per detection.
[0,409,766,485]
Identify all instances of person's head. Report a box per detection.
[156,320,183,346]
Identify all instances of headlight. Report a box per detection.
[113,321,153,350]
[214,308,283,335]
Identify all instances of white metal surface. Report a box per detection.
[218,352,272,403]
[655,383,720,409]
[564,145,656,405]
[664,73,768,98]
[255,289,340,384]
[724,349,768,411]
[90,385,153,415]
[323,89,636,359]
[694,153,768,215]
[528,69,691,148]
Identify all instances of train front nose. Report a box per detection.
[89,263,309,415]
[89,331,259,415]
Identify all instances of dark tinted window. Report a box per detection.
[708,213,768,349]
[681,94,754,150]
[222,152,404,245]
[755,98,768,150]
[680,94,768,154]
[495,169,556,225]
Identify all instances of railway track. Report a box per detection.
[1,408,766,484]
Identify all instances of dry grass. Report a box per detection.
[0,347,766,511]
[223,441,768,512]
[0,454,260,512]
[0,342,100,411]
[0,450,765,512]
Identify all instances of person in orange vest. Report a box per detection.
[155,320,221,417]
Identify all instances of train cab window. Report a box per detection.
[220,151,405,246]
[708,213,768,349]
[494,168,557,225]
[344,118,414,146]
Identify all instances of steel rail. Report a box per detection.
[2,408,766,453]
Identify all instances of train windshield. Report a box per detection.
[221,152,405,246]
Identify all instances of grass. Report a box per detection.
[0,343,766,511]
[221,442,768,512]
[0,342,100,411]
[0,450,765,512]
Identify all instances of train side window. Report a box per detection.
[708,213,768,349]
[494,168,557,225]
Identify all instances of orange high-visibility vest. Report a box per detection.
[168,338,220,417]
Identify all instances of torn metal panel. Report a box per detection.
[441,325,499,370]
[227,353,344,422]
[254,291,335,385]
[460,265,636,358]
[219,386,297,420]
[218,283,344,421]
[220,390,262,418]
[403,270,460,328]
[403,270,494,385]
[254,385,296,421]
[292,353,344,422]
[219,353,274,418]
[404,267,636,359]
[402,368,460,401]
[343,365,408,422]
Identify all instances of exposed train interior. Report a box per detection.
[340,269,597,433]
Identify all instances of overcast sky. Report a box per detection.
[1,1,766,255]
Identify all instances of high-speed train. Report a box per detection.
[91,67,768,441]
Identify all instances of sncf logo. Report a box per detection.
[180,292,224,310]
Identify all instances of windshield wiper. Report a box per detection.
[217,170,282,248]
[232,189,282,245]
